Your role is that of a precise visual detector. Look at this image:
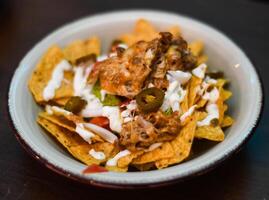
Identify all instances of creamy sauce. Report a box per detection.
[197,104,219,127]
[205,76,217,84]
[73,65,93,96]
[100,90,107,101]
[97,55,108,62]
[102,106,122,132]
[83,123,118,144]
[75,123,95,143]
[43,60,72,101]
[167,70,191,85]
[106,150,131,166]
[197,87,220,126]
[180,105,197,122]
[89,149,106,160]
[121,100,137,123]
[45,105,53,115]
[192,63,207,79]
[161,80,186,112]
[202,87,219,103]
[80,90,103,117]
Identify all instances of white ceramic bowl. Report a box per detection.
[8,10,263,188]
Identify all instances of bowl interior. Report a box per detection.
[9,10,262,185]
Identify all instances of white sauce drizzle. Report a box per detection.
[161,80,186,112]
[89,149,106,160]
[73,65,92,96]
[43,60,72,101]
[100,90,107,101]
[180,105,197,122]
[197,87,220,127]
[83,123,118,144]
[192,63,207,79]
[106,150,131,166]
[167,70,192,85]
[75,123,95,144]
[102,106,122,132]
[121,100,137,123]
[197,104,219,127]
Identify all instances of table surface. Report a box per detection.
[1,0,268,199]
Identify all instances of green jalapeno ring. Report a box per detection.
[136,87,165,113]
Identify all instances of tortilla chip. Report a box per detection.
[188,76,202,107]
[105,165,128,172]
[222,89,232,101]
[119,19,181,46]
[133,163,155,171]
[52,97,70,106]
[216,79,228,88]
[221,115,234,127]
[132,143,174,165]
[39,111,75,132]
[155,114,197,169]
[181,89,189,114]
[90,142,117,162]
[167,25,181,37]
[37,117,101,165]
[118,151,144,168]
[197,55,208,65]
[196,98,207,108]
[28,45,74,103]
[195,125,225,141]
[189,41,204,56]
[223,104,228,112]
[63,36,101,64]
[217,88,226,124]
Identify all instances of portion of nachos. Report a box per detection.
[28,19,234,172]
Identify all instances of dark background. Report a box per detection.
[1,0,268,199]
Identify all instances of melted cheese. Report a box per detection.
[43,60,72,101]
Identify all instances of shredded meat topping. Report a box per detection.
[120,112,181,150]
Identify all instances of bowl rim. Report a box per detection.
[8,9,264,189]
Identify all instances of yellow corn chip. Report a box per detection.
[197,55,208,65]
[189,41,204,56]
[221,115,234,128]
[132,143,174,165]
[28,45,74,103]
[39,111,75,132]
[188,76,202,107]
[37,117,100,165]
[195,125,224,141]
[52,97,70,106]
[167,25,181,37]
[118,151,144,168]
[216,78,228,88]
[155,114,197,169]
[223,104,228,112]
[63,36,100,64]
[133,163,155,171]
[222,89,232,101]
[181,89,189,114]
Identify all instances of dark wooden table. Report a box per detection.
[1,0,268,199]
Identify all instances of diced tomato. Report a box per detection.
[82,164,108,174]
[89,117,109,129]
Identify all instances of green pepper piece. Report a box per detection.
[92,81,121,106]
[64,96,87,114]
[136,87,165,113]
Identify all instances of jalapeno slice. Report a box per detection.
[136,87,164,113]
[64,96,87,114]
